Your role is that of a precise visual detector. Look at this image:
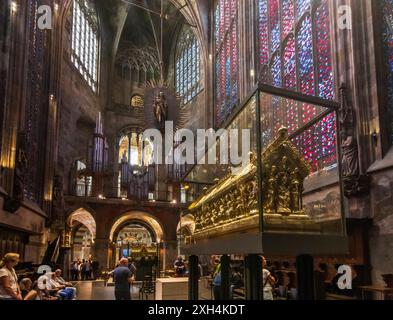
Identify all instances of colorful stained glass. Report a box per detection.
[258,0,269,65]
[282,0,295,39]
[270,0,281,54]
[295,0,311,20]
[283,35,296,90]
[215,0,239,127]
[316,0,335,100]
[297,15,314,97]
[257,0,336,173]
[381,0,393,143]
[271,53,282,87]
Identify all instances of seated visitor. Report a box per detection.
[54,269,77,298]
[0,253,22,300]
[174,256,186,277]
[24,281,58,301]
[46,272,75,300]
[19,278,33,299]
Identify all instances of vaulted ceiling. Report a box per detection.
[92,0,210,72]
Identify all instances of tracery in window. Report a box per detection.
[71,0,99,92]
[175,26,201,106]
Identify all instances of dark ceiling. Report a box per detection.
[118,0,185,76]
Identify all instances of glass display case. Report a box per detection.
[182,84,347,257]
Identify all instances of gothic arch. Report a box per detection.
[109,211,164,243]
[66,207,97,239]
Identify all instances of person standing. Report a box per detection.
[262,256,276,300]
[212,259,221,300]
[0,253,22,300]
[70,261,78,281]
[174,256,186,277]
[113,258,134,300]
[92,259,99,280]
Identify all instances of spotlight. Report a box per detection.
[11,2,18,14]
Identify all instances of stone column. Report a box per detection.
[93,238,111,273]
[163,240,178,271]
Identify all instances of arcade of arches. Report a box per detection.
[1,0,393,301]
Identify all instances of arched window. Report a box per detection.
[119,133,154,167]
[131,95,144,108]
[380,0,393,144]
[215,0,239,127]
[71,0,99,92]
[175,26,201,105]
[258,0,336,172]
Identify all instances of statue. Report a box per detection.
[290,168,301,212]
[226,193,234,221]
[246,180,258,214]
[277,173,291,215]
[339,85,370,197]
[153,91,168,126]
[233,188,244,218]
[265,165,277,213]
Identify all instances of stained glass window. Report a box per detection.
[381,0,393,143]
[175,26,201,105]
[257,0,336,173]
[71,0,99,92]
[215,0,239,127]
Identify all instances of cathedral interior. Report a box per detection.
[0,0,393,301]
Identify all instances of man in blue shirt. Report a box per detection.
[113,258,133,300]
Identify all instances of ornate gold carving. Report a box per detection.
[190,127,310,234]
[261,127,310,216]
[61,229,72,249]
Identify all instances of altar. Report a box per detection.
[155,278,195,300]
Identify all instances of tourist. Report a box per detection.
[0,253,22,300]
[19,278,33,299]
[174,256,186,277]
[54,269,77,298]
[70,261,79,281]
[230,268,244,299]
[113,258,134,300]
[262,256,276,300]
[46,272,75,300]
[212,258,221,300]
[92,259,99,280]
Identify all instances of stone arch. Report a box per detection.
[67,207,97,239]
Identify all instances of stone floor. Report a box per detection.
[75,280,214,300]
[75,281,148,300]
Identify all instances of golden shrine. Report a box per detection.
[189,127,314,240]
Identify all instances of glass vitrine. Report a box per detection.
[182,84,346,257]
